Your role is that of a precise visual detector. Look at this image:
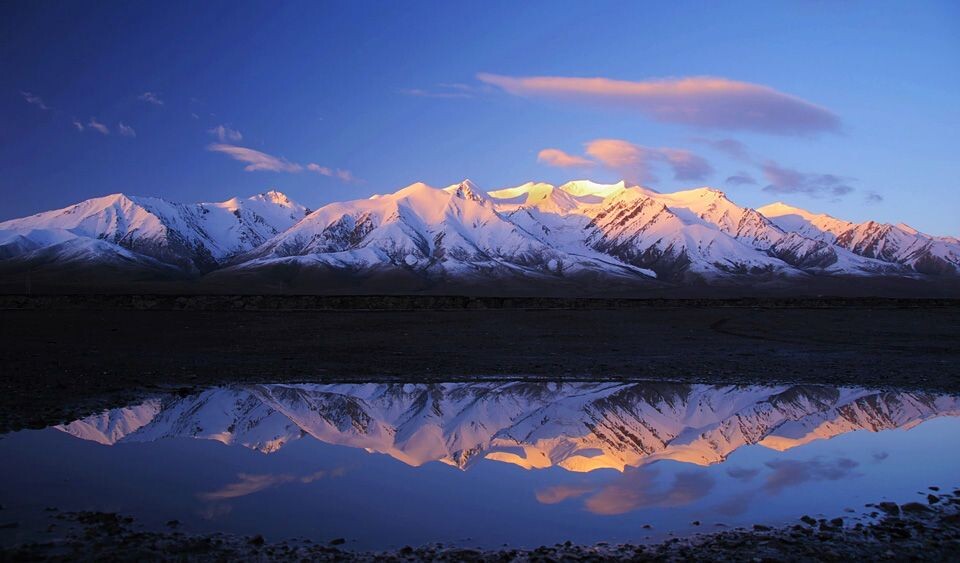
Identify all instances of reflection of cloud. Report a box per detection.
[199,468,345,501]
[763,458,859,494]
[714,492,755,516]
[399,83,483,99]
[584,468,714,515]
[872,451,889,462]
[726,467,760,481]
[478,73,840,135]
[535,484,594,504]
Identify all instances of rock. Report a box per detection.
[830,518,844,527]
[330,538,345,545]
[248,535,265,546]
[800,515,817,526]
[927,494,940,504]
[877,502,900,515]
[753,524,771,531]
[692,521,701,526]
[902,502,932,514]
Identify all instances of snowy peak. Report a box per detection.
[1,181,957,286]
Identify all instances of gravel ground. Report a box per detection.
[2,491,958,561]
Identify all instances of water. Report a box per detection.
[1,381,958,549]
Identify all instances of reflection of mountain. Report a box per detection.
[57,383,960,472]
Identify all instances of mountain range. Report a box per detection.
[1,180,957,294]
[56,382,960,472]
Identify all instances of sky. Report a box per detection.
[2,0,958,235]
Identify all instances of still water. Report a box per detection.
[1,381,958,549]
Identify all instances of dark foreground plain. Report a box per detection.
[1,295,959,433]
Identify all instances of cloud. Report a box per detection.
[87,118,110,135]
[584,139,713,183]
[209,143,357,182]
[208,143,302,172]
[584,468,715,515]
[693,138,751,161]
[761,161,854,197]
[208,124,243,142]
[117,122,136,137]
[71,119,84,132]
[307,163,357,183]
[138,92,164,106]
[21,91,50,110]
[725,173,757,186]
[537,148,595,168]
[477,73,840,135]
[400,82,492,99]
[864,191,884,203]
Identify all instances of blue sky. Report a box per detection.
[2,0,958,235]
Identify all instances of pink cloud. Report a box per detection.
[208,143,357,182]
[477,73,840,135]
[208,143,303,172]
[537,148,595,168]
[584,139,713,183]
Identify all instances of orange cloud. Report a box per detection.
[537,148,595,168]
[478,73,839,135]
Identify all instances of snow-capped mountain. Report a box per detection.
[57,382,960,472]
[1,180,956,290]
[0,190,308,273]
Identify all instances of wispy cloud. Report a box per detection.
[399,82,485,99]
[478,73,840,135]
[87,118,110,135]
[117,122,136,137]
[693,137,751,161]
[71,119,84,132]
[306,163,356,182]
[537,148,595,168]
[761,161,854,197]
[207,124,243,142]
[138,91,164,106]
[725,172,757,186]
[208,143,302,172]
[584,139,713,183]
[209,143,356,182]
[21,91,50,110]
[864,190,884,203]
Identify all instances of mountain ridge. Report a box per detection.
[1,180,957,292]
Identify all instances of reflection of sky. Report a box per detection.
[1,417,958,549]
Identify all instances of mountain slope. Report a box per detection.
[0,181,956,291]
[0,190,308,273]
